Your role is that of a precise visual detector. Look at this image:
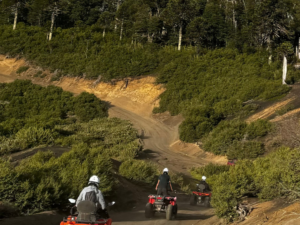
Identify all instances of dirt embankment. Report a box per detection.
[233,200,300,225]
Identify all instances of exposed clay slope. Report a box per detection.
[233,200,300,225]
[247,83,300,123]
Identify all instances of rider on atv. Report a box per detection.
[155,168,173,196]
[76,175,109,218]
[197,176,211,192]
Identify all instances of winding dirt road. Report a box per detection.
[0,66,222,224]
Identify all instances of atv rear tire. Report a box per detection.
[145,203,154,218]
[190,195,197,206]
[204,197,210,208]
[173,204,178,218]
[166,205,174,220]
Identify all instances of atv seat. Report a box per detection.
[77,200,97,222]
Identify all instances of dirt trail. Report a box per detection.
[0,57,227,225]
[0,200,221,225]
[0,57,227,174]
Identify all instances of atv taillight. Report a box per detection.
[157,197,162,200]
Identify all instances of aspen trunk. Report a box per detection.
[298,37,300,59]
[49,12,55,41]
[120,19,124,41]
[178,24,182,51]
[115,0,121,31]
[268,55,272,65]
[103,28,106,38]
[283,56,287,85]
[13,8,18,30]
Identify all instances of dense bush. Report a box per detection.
[0,80,108,155]
[73,92,108,122]
[16,66,29,74]
[0,143,114,212]
[191,147,300,220]
[202,119,272,159]
[55,118,140,160]
[0,25,159,80]
[190,163,230,180]
[119,159,159,185]
[0,127,54,155]
[156,49,293,142]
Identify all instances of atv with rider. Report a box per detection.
[145,194,178,220]
[60,199,114,225]
[190,176,211,207]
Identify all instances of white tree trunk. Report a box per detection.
[13,8,18,30]
[283,56,287,85]
[103,28,106,38]
[120,19,124,41]
[115,0,121,31]
[49,12,55,41]
[298,37,300,59]
[268,55,272,65]
[178,24,183,51]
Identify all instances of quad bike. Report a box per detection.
[190,184,211,207]
[145,194,178,220]
[60,199,115,225]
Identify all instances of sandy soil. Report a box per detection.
[0,198,222,225]
[247,83,300,123]
[233,200,300,225]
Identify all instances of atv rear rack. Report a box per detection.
[63,217,108,224]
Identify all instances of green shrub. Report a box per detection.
[55,118,140,160]
[16,66,29,74]
[275,103,295,116]
[0,80,110,155]
[0,143,114,212]
[194,147,300,220]
[119,159,159,185]
[246,119,273,139]
[202,119,271,159]
[155,49,291,142]
[209,160,256,219]
[73,92,108,122]
[227,141,264,160]
[202,120,247,155]
[190,163,230,180]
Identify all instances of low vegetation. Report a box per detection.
[202,119,272,159]
[0,144,113,212]
[0,80,108,155]
[0,80,145,214]
[119,159,159,185]
[191,147,300,220]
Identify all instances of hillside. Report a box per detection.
[1,0,300,224]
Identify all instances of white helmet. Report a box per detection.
[88,175,100,187]
[163,168,169,173]
[202,176,206,181]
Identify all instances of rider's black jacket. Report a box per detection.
[198,180,211,192]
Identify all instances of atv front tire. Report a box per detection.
[190,195,197,206]
[166,205,174,220]
[145,203,154,218]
